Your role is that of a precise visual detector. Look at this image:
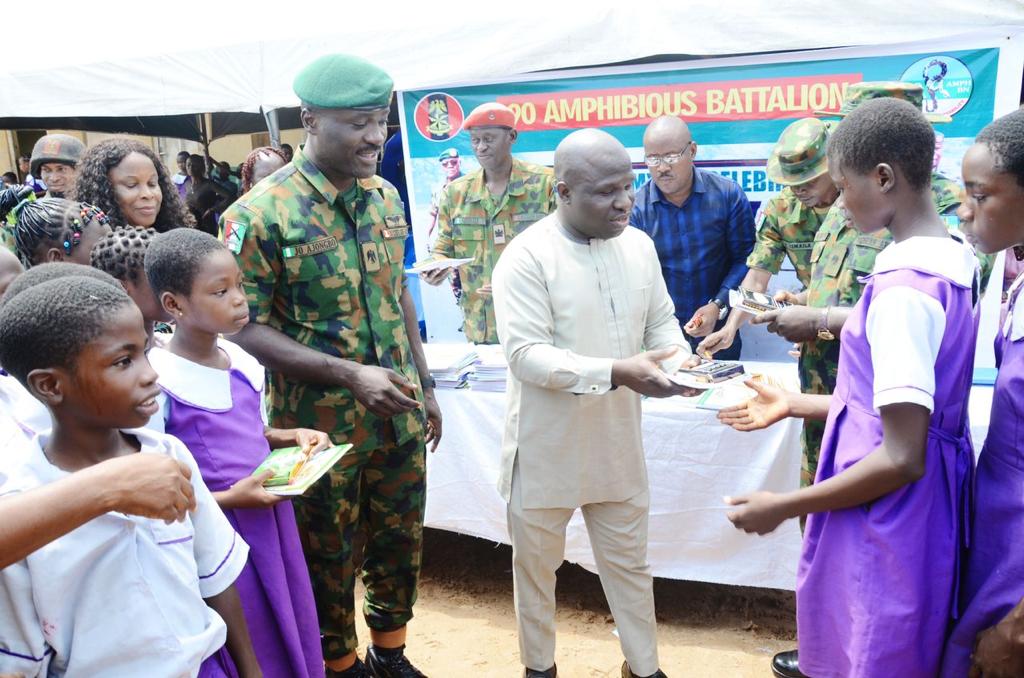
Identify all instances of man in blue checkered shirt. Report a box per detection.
[631,116,755,360]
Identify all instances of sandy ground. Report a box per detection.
[352,529,796,677]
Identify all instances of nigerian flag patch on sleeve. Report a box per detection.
[223,220,247,254]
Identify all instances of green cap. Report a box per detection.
[815,81,951,123]
[766,118,830,186]
[438,148,459,162]
[293,53,393,110]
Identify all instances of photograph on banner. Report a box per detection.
[398,44,1008,361]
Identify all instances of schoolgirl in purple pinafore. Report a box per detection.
[941,273,1024,675]
[797,238,979,678]
[149,339,325,678]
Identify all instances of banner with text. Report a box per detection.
[399,38,1019,364]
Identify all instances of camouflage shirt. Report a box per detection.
[807,172,974,309]
[221,145,425,452]
[433,157,556,343]
[747,187,833,287]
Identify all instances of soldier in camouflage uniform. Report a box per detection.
[423,102,556,343]
[698,118,838,358]
[220,54,440,678]
[751,82,992,488]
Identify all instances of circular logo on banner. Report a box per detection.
[900,55,974,118]
[414,93,465,142]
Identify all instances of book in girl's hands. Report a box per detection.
[252,443,354,496]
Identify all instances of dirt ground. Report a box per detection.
[353,529,796,677]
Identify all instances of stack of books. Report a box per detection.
[469,344,508,392]
[422,343,479,389]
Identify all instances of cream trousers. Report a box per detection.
[507,464,659,675]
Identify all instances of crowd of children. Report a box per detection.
[0,91,1022,678]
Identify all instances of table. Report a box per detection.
[425,361,806,591]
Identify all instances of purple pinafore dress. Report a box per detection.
[941,275,1024,675]
[149,340,325,678]
[796,256,978,678]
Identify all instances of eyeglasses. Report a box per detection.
[644,143,693,167]
[440,159,460,167]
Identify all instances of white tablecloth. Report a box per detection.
[425,361,806,591]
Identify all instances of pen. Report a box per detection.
[288,440,319,484]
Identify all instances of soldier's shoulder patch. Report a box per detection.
[223,220,247,254]
[755,203,768,231]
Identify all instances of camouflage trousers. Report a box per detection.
[797,338,840,486]
[294,431,426,660]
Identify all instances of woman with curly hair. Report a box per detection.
[73,137,193,232]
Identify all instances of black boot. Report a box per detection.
[771,650,808,678]
[365,644,426,678]
[621,660,667,678]
[326,658,370,678]
[524,665,557,678]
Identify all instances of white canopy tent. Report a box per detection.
[1,0,1022,122]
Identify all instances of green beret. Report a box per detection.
[293,53,394,110]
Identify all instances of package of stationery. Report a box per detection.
[728,288,791,315]
[253,443,354,496]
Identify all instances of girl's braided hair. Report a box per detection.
[12,197,109,268]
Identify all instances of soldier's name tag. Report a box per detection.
[493,222,507,245]
[362,241,382,272]
[452,216,486,225]
[787,241,815,251]
[382,226,408,239]
[282,237,339,259]
[223,220,247,254]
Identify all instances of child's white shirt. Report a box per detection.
[0,427,249,677]
[865,235,979,413]
[0,373,52,438]
[145,338,269,435]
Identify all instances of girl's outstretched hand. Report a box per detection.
[725,492,790,535]
[717,379,791,431]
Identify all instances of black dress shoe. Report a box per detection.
[771,650,807,678]
[524,665,557,678]
[621,661,667,678]
[326,658,370,678]
[365,644,426,678]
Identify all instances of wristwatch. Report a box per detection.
[708,298,729,321]
[817,306,835,341]
[422,375,437,390]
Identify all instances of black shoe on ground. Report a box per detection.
[365,644,426,678]
[326,658,370,678]
[771,650,807,678]
[524,666,557,678]
[621,661,667,678]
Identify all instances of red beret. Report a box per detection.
[463,103,516,130]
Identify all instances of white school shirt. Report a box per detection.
[0,427,249,678]
[145,338,269,435]
[0,373,52,438]
[492,215,688,509]
[864,235,979,413]
[0,410,35,488]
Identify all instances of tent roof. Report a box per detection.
[1,1,1022,127]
